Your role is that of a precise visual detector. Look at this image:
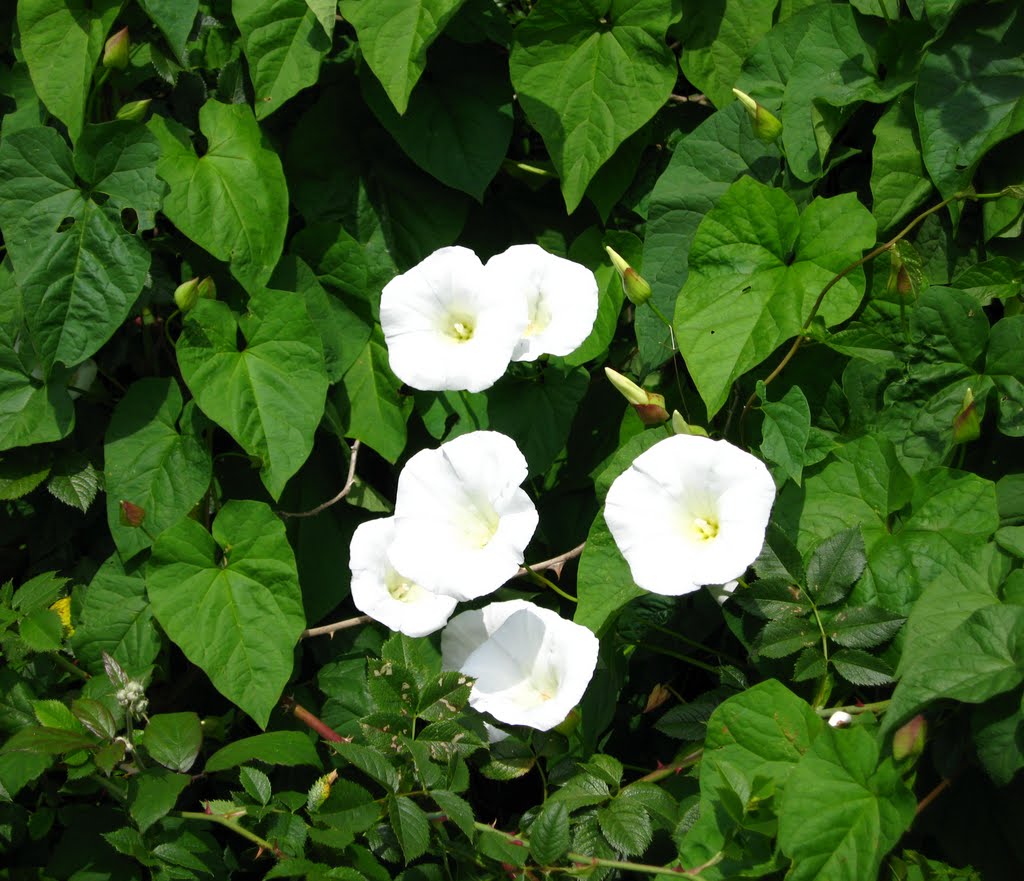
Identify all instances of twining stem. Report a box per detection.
[470,820,719,879]
[814,699,890,718]
[739,188,1018,428]
[180,811,281,857]
[523,564,578,603]
[649,623,745,668]
[637,641,718,675]
[279,441,361,518]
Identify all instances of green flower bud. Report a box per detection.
[952,387,980,445]
[605,367,669,425]
[605,245,652,306]
[197,276,217,300]
[115,99,151,122]
[103,27,130,70]
[892,714,927,762]
[174,277,200,312]
[732,88,783,144]
[670,410,710,438]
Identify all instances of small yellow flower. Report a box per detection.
[49,596,74,636]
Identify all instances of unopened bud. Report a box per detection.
[197,276,217,300]
[605,367,669,425]
[827,710,853,728]
[732,88,782,144]
[306,769,338,813]
[670,410,709,438]
[892,714,927,762]
[116,99,151,122]
[174,277,200,312]
[103,27,130,70]
[643,684,671,713]
[952,387,980,445]
[605,245,652,306]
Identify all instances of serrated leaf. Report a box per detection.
[509,0,676,213]
[235,0,330,120]
[479,737,535,781]
[388,794,430,863]
[778,725,916,881]
[735,577,809,620]
[530,801,570,865]
[12,572,69,614]
[338,0,467,114]
[71,698,116,740]
[18,608,64,652]
[139,0,198,61]
[142,712,202,773]
[824,606,906,649]
[805,528,867,605]
[239,765,272,805]
[0,447,51,499]
[332,741,401,792]
[430,789,475,840]
[147,501,306,728]
[1,726,98,755]
[793,646,827,682]
[148,101,287,292]
[756,615,819,659]
[830,649,895,687]
[597,798,652,856]
[175,292,328,500]
[128,767,191,833]
[618,781,677,830]
[105,377,211,558]
[675,177,877,417]
[205,732,321,773]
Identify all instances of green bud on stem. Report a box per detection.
[605,245,652,306]
[732,88,783,144]
[103,27,130,70]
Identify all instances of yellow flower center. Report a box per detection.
[692,516,720,542]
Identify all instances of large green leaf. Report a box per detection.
[674,176,876,417]
[149,101,288,292]
[738,2,915,182]
[677,0,777,109]
[361,42,512,201]
[915,4,1024,209]
[104,378,211,560]
[510,0,676,212]
[884,603,1024,736]
[329,335,409,464]
[16,0,121,141]
[337,0,468,114]
[175,290,328,500]
[778,725,916,881]
[0,124,159,371]
[146,500,306,728]
[234,0,330,120]
[870,94,934,234]
[70,554,161,677]
[205,731,322,772]
[138,0,198,61]
[641,102,781,369]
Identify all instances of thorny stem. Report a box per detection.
[523,564,578,603]
[470,820,720,878]
[180,810,282,858]
[515,542,586,577]
[636,748,704,784]
[738,188,1017,430]
[279,441,361,518]
[53,653,91,681]
[280,696,348,743]
[300,614,373,640]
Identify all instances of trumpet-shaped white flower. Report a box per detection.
[604,435,775,596]
[388,431,539,601]
[441,600,599,731]
[486,244,598,362]
[349,518,457,637]
[380,246,527,393]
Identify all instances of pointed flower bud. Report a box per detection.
[604,367,669,425]
[952,387,980,445]
[605,245,652,306]
[174,277,200,313]
[892,714,927,762]
[197,276,217,300]
[103,27,130,70]
[670,410,709,438]
[116,99,151,122]
[732,88,782,144]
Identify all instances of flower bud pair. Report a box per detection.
[174,276,217,312]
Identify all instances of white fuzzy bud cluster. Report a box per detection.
[116,680,149,717]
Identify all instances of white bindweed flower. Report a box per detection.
[388,431,539,601]
[486,244,598,362]
[604,435,775,596]
[348,517,457,637]
[441,600,599,731]
[380,246,527,392]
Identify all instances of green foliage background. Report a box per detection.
[1,1,1023,879]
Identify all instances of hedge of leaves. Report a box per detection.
[1,0,1023,879]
